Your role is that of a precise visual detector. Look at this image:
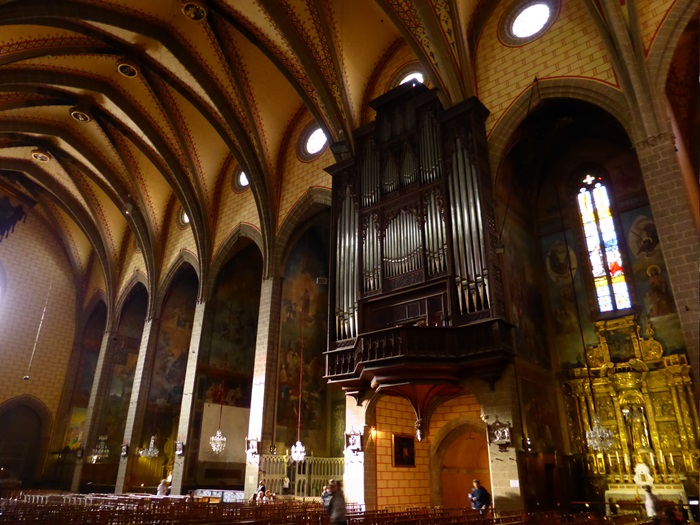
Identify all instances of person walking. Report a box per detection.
[470,480,491,512]
[327,479,346,525]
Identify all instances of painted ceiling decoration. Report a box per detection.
[3,0,681,309]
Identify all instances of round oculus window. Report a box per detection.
[499,0,559,46]
[298,123,328,161]
[306,128,327,155]
[179,208,190,227]
[232,168,250,192]
[512,4,550,38]
[400,72,424,85]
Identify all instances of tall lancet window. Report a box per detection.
[577,172,631,313]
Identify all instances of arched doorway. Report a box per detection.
[440,427,490,508]
[0,397,51,486]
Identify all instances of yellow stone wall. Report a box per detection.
[212,165,261,258]
[161,201,198,284]
[277,115,333,231]
[476,0,618,135]
[0,214,77,419]
[637,0,675,53]
[374,392,481,508]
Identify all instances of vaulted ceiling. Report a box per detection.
[1,0,694,311]
[0,0,495,303]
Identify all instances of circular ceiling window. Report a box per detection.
[499,0,559,46]
[298,123,328,161]
[400,72,424,85]
[233,168,250,192]
[179,208,190,228]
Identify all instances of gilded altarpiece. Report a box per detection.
[563,315,699,502]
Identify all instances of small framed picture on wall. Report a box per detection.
[392,434,415,467]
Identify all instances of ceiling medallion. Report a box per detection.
[70,108,92,123]
[117,62,139,78]
[31,149,52,162]
[182,2,206,21]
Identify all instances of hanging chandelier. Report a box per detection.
[291,440,306,462]
[291,310,307,462]
[210,429,227,454]
[90,435,110,463]
[586,415,614,452]
[139,435,159,458]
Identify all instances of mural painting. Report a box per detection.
[62,303,106,449]
[200,245,263,410]
[519,377,563,453]
[275,215,338,456]
[540,230,598,369]
[620,207,684,355]
[142,269,197,455]
[501,213,551,369]
[95,285,147,458]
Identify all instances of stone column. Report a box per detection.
[244,276,282,497]
[465,365,525,511]
[344,396,369,508]
[70,328,114,492]
[170,301,207,495]
[635,134,699,379]
[115,317,160,493]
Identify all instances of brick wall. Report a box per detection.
[0,214,77,422]
[161,202,198,282]
[373,393,484,509]
[637,0,675,53]
[212,166,260,258]
[277,116,333,230]
[476,0,618,135]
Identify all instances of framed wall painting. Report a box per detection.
[392,433,415,467]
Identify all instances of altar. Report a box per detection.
[605,483,693,522]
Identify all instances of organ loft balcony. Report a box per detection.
[324,81,515,397]
[324,319,515,396]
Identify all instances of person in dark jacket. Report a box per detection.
[470,480,491,511]
[327,479,346,525]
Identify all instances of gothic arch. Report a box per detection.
[487,79,637,177]
[428,414,489,507]
[206,223,264,300]
[647,0,698,94]
[0,395,53,483]
[114,271,149,325]
[156,251,200,310]
[273,187,331,276]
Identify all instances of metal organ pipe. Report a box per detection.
[449,136,489,314]
[419,113,441,184]
[335,187,359,341]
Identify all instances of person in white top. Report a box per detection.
[156,479,168,496]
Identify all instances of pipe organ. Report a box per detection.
[326,82,508,381]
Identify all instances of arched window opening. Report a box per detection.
[577,173,631,313]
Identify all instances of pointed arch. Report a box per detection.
[487,79,637,177]
[156,251,200,310]
[206,223,264,300]
[273,187,331,276]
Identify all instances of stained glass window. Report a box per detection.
[577,174,631,313]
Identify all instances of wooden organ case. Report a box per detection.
[325,83,515,404]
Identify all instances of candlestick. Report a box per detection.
[649,452,655,466]
[669,453,675,468]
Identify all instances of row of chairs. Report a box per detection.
[0,495,657,525]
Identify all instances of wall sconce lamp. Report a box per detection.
[344,428,363,457]
[175,440,185,456]
[482,414,512,452]
[245,437,260,463]
[120,444,129,458]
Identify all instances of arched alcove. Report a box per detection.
[0,395,52,487]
